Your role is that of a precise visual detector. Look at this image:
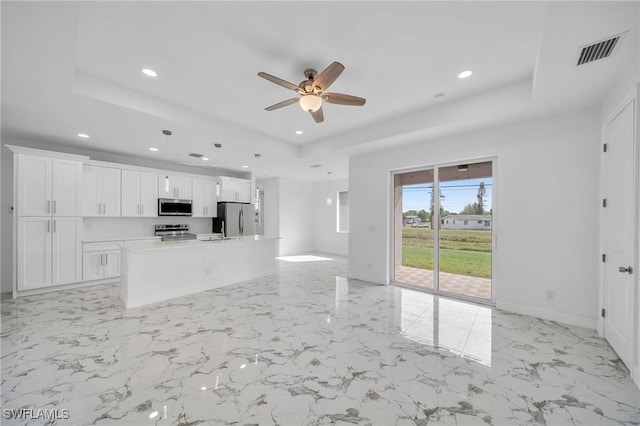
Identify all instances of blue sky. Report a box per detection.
[402,177,493,214]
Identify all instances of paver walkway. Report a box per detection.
[395,265,491,300]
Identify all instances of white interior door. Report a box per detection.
[603,99,636,370]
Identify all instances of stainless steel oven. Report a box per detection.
[158,198,192,216]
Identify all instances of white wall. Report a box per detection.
[312,178,349,256]
[277,178,314,256]
[349,107,601,329]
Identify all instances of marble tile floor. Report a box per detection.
[1,254,639,425]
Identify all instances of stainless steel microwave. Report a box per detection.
[158,198,192,216]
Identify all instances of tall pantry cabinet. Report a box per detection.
[9,146,88,292]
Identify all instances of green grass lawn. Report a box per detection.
[402,227,492,279]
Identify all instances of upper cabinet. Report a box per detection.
[122,170,158,217]
[17,155,83,217]
[218,176,252,203]
[83,165,121,217]
[158,174,192,200]
[192,178,217,217]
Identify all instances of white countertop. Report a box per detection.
[83,233,224,244]
[83,236,162,243]
[122,235,278,252]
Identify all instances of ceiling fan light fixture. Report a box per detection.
[299,95,322,112]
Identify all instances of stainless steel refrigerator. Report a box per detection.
[213,202,255,237]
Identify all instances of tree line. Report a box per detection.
[403,182,490,224]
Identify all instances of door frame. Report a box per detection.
[598,88,639,387]
[388,155,498,305]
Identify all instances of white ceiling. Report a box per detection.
[2,1,638,181]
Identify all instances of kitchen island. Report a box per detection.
[120,235,278,308]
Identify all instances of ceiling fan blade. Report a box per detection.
[310,106,324,123]
[265,98,299,111]
[313,62,345,91]
[322,93,366,106]
[257,72,300,92]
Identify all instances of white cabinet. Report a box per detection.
[218,176,252,203]
[83,165,121,216]
[121,170,158,217]
[192,178,218,217]
[158,174,192,200]
[17,217,82,290]
[17,155,83,217]
[83,242,121,281]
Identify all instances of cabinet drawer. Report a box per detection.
[83,242,122,252]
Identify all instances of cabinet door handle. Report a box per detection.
[47,220,50,233]
[53,200,56,214]
[137,204,140,216]
[141,204,144,215]
[47,200,51,213]
[100,253,104,266]
[104,254,108,265]
[53,220,56,233]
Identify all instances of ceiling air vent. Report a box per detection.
[576,33,624,66]
[188,153,203,158]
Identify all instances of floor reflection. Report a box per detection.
[396,288,492,366]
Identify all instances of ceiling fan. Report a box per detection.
[257,61,366,123]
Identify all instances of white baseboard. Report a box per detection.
[496,300,597,330]
[347,272,386,286]
[14,278,119,298]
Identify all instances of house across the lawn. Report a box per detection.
[404,215,421,225]
[442,214,492,230]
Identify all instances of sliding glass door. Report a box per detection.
[393,161,493,301]
[393,169,436,289]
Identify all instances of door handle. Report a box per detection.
[618,266,633,274]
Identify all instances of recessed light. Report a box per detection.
[202,157,209,161]
[149,147,159,152]
[77,133,89,138]
[142,68,157,77]
[458,70,472,79]
[295,130,303,135]
[242,165,249,168]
